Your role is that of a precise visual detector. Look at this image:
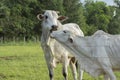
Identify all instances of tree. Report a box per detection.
[84,1,112,35]
[0,0,40,41]
[39,0,64,14]
[108,0,120,34]
[63,0,88,35]
[114,0,120,7]
[1,0,119,42]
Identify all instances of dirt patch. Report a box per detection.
[0,73,7,79]
[0,56,18,60]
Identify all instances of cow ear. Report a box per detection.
[37,14,44,20]
[68,38,73,43]
[58,16,68,22]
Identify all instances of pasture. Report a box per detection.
[0,42,120,80]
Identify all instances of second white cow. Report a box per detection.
[51,30,120,80]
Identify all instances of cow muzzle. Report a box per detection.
[50,25,58,33]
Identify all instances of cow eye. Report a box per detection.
[45,15,48,19]
[63,31,66,33]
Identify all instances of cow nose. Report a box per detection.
[50,25,58,33]
[51,25,58,29]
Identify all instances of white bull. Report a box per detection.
[37,10,84,80]
[51,30,120,80]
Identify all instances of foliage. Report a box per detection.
[84,1,112,35]
[108,0,120,34]
[114,0,120,7]
[0,0,120,41]
[63,0,88,35]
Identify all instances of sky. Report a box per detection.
[80,0,115,5]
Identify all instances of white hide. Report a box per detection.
[51,30,120,80]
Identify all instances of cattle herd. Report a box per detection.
[37,10,120,80]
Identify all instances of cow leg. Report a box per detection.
[48,67,54,80]
[69,58,77,80]
[104,74,110,80]
[62,66,68,80]
[76,60,84,80]
[104,69,116,80]
[79,69,84,80]
[45,56,54,80]
[62,57,70,80]
[99,61,116,80]
[96,48,116,80]
[43,49,54,80]
[101,65,116,80]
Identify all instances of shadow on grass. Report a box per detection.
[0,56,20,60]
[0,73,7,79]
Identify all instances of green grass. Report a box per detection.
[0,42,120,80]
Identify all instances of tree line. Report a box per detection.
[0,0,120,42]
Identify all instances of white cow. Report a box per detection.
[37,10,84,80]
[51,30,120,80]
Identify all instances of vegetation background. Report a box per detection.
[0,0,120,80]
[0,0,120,42]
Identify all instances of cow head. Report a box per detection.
[50,30,73,43]
[37,10,68,33]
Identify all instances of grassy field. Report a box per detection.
[0,42,120,80]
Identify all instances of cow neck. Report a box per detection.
[41,31,56,47]
[69,36,94,60]
[40,22,51,46]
